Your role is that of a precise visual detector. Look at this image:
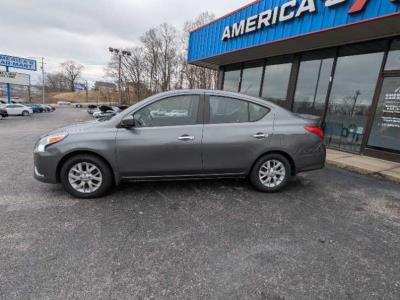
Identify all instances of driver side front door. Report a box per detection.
[116,94,204,178]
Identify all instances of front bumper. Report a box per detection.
[33,150,61,184]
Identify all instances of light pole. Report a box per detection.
[108,47,131,106]
[41,57,45,104]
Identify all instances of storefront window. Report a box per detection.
[223,68,241,92]
[293,58,333,118]
[385,39,400,71]
[240,63,263,97]
[261,62,292,107]
[368,77,400,152]
[324,51,384,153]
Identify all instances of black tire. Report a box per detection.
[60,154,114,199]
[22,110,29,116]
[250,154,291,192]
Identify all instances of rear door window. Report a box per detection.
[209,96,269,124]
[209,96,248,124]
[249,103,270,122]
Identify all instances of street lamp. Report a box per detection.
[109,47,131,106]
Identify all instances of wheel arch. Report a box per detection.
[251,150,297,176]
[56,150,118,184]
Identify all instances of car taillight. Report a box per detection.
[304,126,324,139]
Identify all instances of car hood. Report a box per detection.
[42,120,101,137]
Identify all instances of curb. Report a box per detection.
[326,159,400,185]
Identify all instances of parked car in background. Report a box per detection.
[0,107,8,120]
[25,104,44,113]
[40,105,54,112]
[1,104,33,116]
[45,105,56,112]
[92,106,121,119]
[87,105,98,115]
[34,89,326,199]
[57,101,71,106]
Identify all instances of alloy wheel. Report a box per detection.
[258,159,286,188]
[68,162,103,194]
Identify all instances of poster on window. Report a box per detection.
[381,86,400,128]
[368,78,400,152]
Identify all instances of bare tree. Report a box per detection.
[122,46,150,101]
[141,28,162,93]
[181,12,218,90]
[105,12,219,102]
[61,61,84,92]
[46,72,69,92]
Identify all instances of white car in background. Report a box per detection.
[1,104,33,116]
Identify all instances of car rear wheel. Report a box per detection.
[250,154,291,192]
[22,110,29,116]
[60,154,114,199]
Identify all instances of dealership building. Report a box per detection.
[188,0,400,161]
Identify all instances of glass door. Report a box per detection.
[367,76,400,153]
[324,50,384,153]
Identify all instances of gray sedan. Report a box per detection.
[34,90,326,198]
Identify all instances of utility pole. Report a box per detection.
[41,57,45,104]
[85,80,89,103]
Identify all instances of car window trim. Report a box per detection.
[129,93,204,128]
[204,94,271,125]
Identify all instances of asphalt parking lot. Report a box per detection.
[0,108,400,299]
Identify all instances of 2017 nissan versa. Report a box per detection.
[34,90,326,199]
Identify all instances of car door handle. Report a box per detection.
[253,133,268,139]
[178,135,195,141]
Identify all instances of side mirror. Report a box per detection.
[120,116,136,128]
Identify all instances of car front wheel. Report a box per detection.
[60,154,114,199]
[22,110,30,116]
[250,154,291,192]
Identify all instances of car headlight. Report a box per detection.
[36,133,68,152]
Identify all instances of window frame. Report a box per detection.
[130,93,204,128]
[204,94,271,125]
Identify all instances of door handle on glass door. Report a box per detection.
[178,135,195,141]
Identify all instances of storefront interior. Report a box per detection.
[221,37,400,161]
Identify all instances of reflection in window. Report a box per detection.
[324,52,384,153]
[368,77,400,152]
[240,64,263,97]
[293,58,333,118]
[223,69,241,92]
[209,96,248,124]
[385,39,400,71]
[133,95,199,127]
[261,63,292,107]
[249,103,270,122]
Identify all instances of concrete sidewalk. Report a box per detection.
[326,149,400,184]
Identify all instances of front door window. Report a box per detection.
[133,95,199,127]
[368,77,400,152]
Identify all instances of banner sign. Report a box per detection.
[0,71,30,86]
[0,54,37,71]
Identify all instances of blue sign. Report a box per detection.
[188,0,400,63]
[0,54,37,71]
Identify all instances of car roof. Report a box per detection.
[154,89,287,111]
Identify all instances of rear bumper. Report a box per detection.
[295,144,326,174]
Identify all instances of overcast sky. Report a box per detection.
[0,0,248,85]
